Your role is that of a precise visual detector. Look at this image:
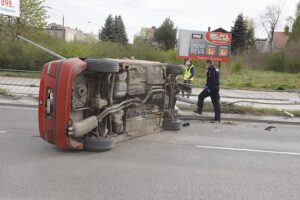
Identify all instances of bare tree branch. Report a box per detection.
[260,4,283,52]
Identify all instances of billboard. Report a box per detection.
[0,0,20,17]
[177,29,232,62]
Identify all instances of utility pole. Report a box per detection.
[45,6,65,40]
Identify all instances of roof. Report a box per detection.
[273,32,289,49]
[212,27,229,33]
[256,38,267,41]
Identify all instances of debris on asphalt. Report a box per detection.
[265,126,276,131]
[284,111,294,118]
[222,121,238,126]
[182,121,190,127]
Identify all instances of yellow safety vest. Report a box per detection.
[184,65,194,81]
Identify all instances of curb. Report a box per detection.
[0,102,299,126]
[0,102,37,109]
[179,115,300,126]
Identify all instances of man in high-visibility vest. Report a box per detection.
[182,59,195,98]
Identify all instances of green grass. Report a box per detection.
[0,71,41,79]
[0,88,7,94]
[177,103,300,117]
[1,68,299,91]
[189,69,300,91]
[1,35,299,90]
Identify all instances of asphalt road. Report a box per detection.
[0,106,300,200]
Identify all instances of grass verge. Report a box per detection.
[190,69,300,91]
[177,102,300,117]
[0,71,41,79]
[0,88,7,94]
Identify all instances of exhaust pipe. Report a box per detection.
[68,116,98,137]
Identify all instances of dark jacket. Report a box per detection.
[206,65,220,93]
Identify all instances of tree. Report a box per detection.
[113,15,128,44]
[284,16,294,35]
[231,13,247,54]
[296,1,300,17]
[290,1,300,41]
[291,16,300,41]
[154,17,177,50]
[99,14,128,44]
[245,18,256,50]
[0,0,47,40]
[260,4,282,52]
[99,14,114,42]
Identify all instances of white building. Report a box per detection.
[46,23,85,42]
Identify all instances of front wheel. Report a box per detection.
[83,136,115,151]
[86,58,120,73]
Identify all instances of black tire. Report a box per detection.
[86,58,120,73]
[83,136,115,151]
[163,119,182,131]
[166,64,184,75]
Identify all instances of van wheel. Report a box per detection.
[83,136,115,151]
[163,119,182,131]
[86,59,120,73]
[166,64,184,75]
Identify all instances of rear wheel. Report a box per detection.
[83,136,115,151]
[86,58,120,73]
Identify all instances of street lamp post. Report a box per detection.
[88,21,101,28]
[45,6,65,40]
[88,21,101,40]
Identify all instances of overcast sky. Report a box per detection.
[44,0,299,42]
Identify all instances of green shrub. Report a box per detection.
[233,62,243,73]
[267,49,300,73]
[2,33,300,74]
[267,50,285,72]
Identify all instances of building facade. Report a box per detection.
[46,23,85,42]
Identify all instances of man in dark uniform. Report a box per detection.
[194,60,221,122]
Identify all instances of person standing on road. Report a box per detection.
[194,60,221,122]
[182,59,195,98]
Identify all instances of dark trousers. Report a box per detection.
[197,89,221,120]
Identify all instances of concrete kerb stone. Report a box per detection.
[0,97,298,126]
[179,114,300,126]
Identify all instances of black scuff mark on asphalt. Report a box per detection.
[265,126,277,132]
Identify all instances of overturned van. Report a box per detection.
[38,58,184,151]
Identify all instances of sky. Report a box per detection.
[44,0,299,43]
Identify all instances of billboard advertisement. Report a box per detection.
[177,29,232,62]
[0,0,20,17]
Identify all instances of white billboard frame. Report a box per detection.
[0,0,20,17]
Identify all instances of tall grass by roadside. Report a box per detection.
[0,36,181,71]
[1,34,300,90]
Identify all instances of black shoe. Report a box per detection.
[210,118,221,123]
[193,109,202,115]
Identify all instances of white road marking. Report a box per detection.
[196,145,300,156]
[0,131,7,133]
